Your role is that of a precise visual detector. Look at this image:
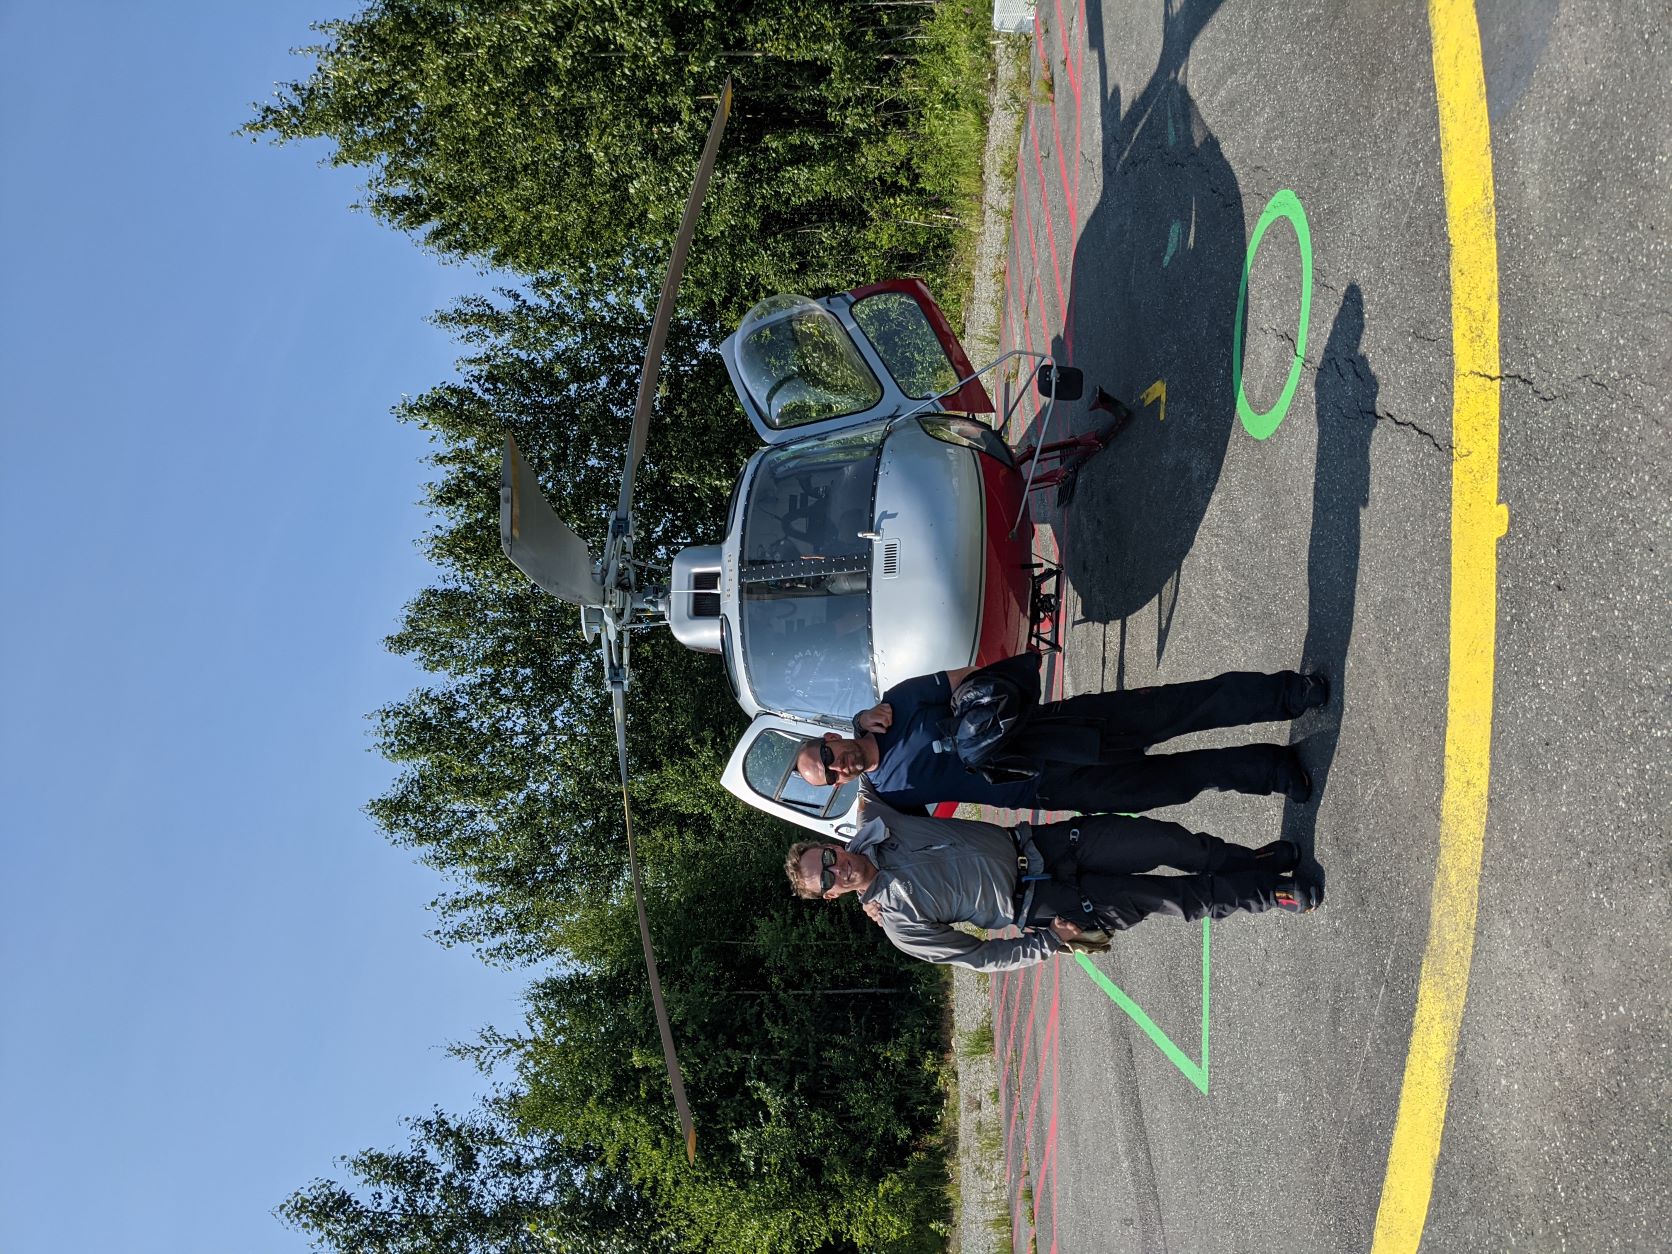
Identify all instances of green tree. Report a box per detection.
[244,0,988,310]
[277,1101,675,1253]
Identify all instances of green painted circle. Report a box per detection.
[1231,189,1314,440]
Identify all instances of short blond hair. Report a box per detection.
[785,840,828,899]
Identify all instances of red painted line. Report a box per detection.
[1000,224,1030,364]
[1027,111,1068,326]
[994,973,1013,1115]
[1007,167,1050,451]
[1002,956,1028,1061]
[991,972,1006,1047]
[1021,978,1048,1161]
[1073,0,1088,216]
[1055,119,1078,239]
[1055,0,1081,111]
[997,969,1027,1162]
[1007,965,1043,1151]
[1035,961,1061,1237]
[1048,0,1079,234]
[1014,147,1051,343]
[1027,960,1060,1226]
[1002,970,1041,1214]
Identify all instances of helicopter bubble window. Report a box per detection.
[742,728,861,819]
[737,295,884,429]
[738,424,882,720]
[851,291,960,400]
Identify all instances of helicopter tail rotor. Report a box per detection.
[500,435,606,608]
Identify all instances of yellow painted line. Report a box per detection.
[1371,2,1509,1249]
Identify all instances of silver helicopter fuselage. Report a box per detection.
[668,412,1030,723]
[665,282,1045,838]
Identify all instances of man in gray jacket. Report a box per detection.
[785,803,1316,972]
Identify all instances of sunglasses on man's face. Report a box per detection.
[818,742,838,787]
[818,846,839,894]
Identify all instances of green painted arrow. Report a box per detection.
[1073,917,1210,1094]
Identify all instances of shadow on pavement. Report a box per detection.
[1056,0,1245,664]
[1283,283,1377,876]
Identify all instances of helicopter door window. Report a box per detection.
[736,295,884,429]
[741,728,857,819]
[850,291,960,400]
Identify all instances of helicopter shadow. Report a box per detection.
[1282,284,1377,873]
[1044,0,1246,672]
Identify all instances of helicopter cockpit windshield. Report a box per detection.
[738,423,884,720]
[735,295,884,429]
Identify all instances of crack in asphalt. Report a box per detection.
[1468,369,1558,402]
[1370,408,1453,453]
[1256,323,1457,453]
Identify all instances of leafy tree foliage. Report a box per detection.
[244,0,988,313]
[277,1101,675,1253]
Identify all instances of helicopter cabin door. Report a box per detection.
[720,279,995,446]
[720,714,865,840]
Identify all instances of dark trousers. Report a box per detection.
[1023,814,1283,931]
[1033,670,1306,812]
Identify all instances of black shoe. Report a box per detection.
[1250,840,1302,874]
[1284,753,1314,803]
[1273,875,1323,913]
[1294,671,1331,714]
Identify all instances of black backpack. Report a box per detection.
[934,652,1045,777]
[935,653,1104,782]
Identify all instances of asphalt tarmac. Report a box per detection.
[986,2,1670,1251]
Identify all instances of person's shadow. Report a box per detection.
[1284,284,1377,881]
[1053,0,1246,679]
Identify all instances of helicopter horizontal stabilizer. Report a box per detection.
[500,435,605,608]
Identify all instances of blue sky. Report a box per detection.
[1,5,531,1250]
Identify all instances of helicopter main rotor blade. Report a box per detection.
[612,679,699,1163]
[616,79,733,523]
[501,435,605,607]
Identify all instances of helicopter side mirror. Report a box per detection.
[1036,363,1085,402]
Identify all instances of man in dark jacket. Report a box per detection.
[785,802,1317,971]
[794,660,1328,815]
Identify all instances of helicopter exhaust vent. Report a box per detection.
[668,544,725,654]
[691,571,721,618]
[881,540,900,579]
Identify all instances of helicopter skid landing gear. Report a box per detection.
[1028,558,1064,652]
[1013,389,1133,507]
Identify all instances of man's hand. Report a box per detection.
[855,702,893,735]
[861,899,885,926]
[1049,916,1084,944]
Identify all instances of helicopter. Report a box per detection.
[505,274,1110,832]
[496,80,1113,1162]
